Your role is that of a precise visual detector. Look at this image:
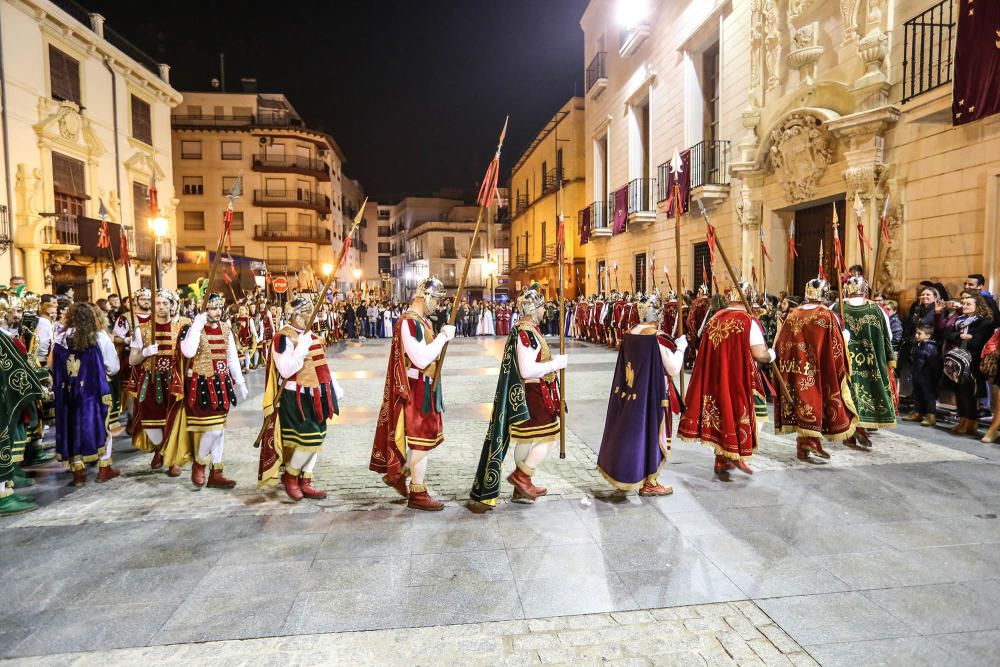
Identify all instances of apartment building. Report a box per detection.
[580,0,1000,301]
[509,97,586,299]
[342,176,376,294]
[170,87,346,293]
[0,0,181,296]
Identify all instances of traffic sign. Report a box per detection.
[272,276,288,294]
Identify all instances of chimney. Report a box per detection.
[240,78,258,93]
[89,13,105,37]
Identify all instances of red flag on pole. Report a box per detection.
[119,230,131,268]
[879,193,892,245]
[706,222,717,267]
[147,173,159,218]
[759,226,773,263]
[97,199,110,249]
[788,220,799,259]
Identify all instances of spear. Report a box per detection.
[96,199,124,301]
[432,116,508,393]
[696,200,791,401]
[253,198,367,448]
[556,163,567,459]
[853,192,870,280]
[203,176,242,311]
[670,147,687,396]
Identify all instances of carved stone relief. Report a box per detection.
[767,113,833,203]
[786,23,824,87]
[841,0,862,43]
[763,0,782,92]
[874,202,903,295]
[844,164,883,200]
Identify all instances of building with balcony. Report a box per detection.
[170,86,347,293]
[580,0,1000,302]
[509,97,586,299]
[0,0,181,298]
[342,176,378,294]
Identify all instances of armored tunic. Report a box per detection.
[841,300,897,428]
[184,322,238,431]
[510,321,561,443]
[136,319,187,429]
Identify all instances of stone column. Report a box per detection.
[731,170,765,289]
[21,247,45,292]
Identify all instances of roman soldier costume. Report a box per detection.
[662,292,680,336]
[774,279,859,461]
[162,294,248,489]
[679,282,772,478]
[840,276,897,446]
[471,286,568,508]
[685,285,712,365]
[115,288,152,429]
[370,277,455,511]
[598,291,686,495]
[259,296,343,501]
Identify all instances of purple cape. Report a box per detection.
[597,333,669,489]
[53,343,111,465]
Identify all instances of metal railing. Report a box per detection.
[252,154,329,175]
[133,232,154,261]
[589,199,611,231]
[902,0,955,103]
[515,193,530,213]
[253,225,331,244]
[543,243,558,263]
[542,167,564,194]
[439,249,459,259]
[514,253,528,270]
[627,178,656,215]
[690,139,730,189]
[44,213,80,246]
[586,51,607,93]
[253,189,331,211]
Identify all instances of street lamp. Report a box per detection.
[149,214,168,290]
[616,0,649,29]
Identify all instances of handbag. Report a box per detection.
[944,331,974,384]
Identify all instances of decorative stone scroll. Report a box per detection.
[767,113,833,203]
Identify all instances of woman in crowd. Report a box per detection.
[937,292,995,437]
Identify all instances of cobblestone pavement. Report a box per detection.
[2,337,1000,665]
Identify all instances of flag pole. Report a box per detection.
[557,144,567,460]
[696,200,791,401]
[432,117,509,393]
[670,148,687,397]
[203,176,242,311]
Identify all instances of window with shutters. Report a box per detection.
[184,211,205,230]
[230,211,244,231]
[52,153,87,215]
[180,140,202,159]
[222,176,239,196]
[634,253,647,294]
[182,176,204,195]
[131,95,152,145]
[266,212,287,231]
[221,141,242,160]
[132,182,150,229]
[693,242,714,291]
[48,46,81,105]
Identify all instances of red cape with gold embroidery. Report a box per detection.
[678,308,764,459]
[773,305,858,440]
[369,316,411,476]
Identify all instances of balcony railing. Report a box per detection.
[43,213,80,246]
[627,178,657,215]
[0,205,10,251]
[514,253,528,270]
[656,139,730,202]
[543,243,558,263]
[253,189,331,213]
[515,193,529,213]
[252,154,330,178]
[586,51,607,93]
[590,199,611,231]
[902,0,955,103]
[542,167,564,194]
[133,231,154,261]
[253,225,331,244]
[439,249,459,259]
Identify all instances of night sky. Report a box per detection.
[81,0,588,201]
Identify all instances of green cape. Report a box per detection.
[0,332,48,482]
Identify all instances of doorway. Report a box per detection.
[792,199,846,293]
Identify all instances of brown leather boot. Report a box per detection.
[191,462,207,488]
[382,472,408,498]
[799,437,831,460]
[407,483,444,511]
[72,468,87,487]
[150,447,164,470]
[507,468,538,502]
[734,458,754,475]
[167,466,182,477]
[207,466,236,489]
[299,477,328,500]
[713,455,733,478]
[95,465,121,483]
[282,471,303,501]
[638,481,673,496]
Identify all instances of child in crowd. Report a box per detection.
[906,323,941,426]
[885,299,903,352]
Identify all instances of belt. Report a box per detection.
[281,381,317,394]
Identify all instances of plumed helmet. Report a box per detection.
[637,290,663,323]
[205,292,226,309]
[632,291,644,302]
[843,275,869,297]
[415,277,446,299]
[286,295,312,317]
[664,289,678,301]
[135,287,152,301]
[0,294,22,319]
[21,291,40,313]
[697,283,710,296]
[516,283,546,317]
[804,278,829,301]
[726,280,757,303]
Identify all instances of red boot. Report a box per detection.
[282,471,303,501]
[207,466,236,489]
[167,466,182,477]
[191,462,207,488]
[95,465,121,483]
[507,468,538,503]
[734,458,754,475]
[150,447,164,470]
[72,468,87,487]
[299,477,328,500]
[382,472,408,498]
[713,456,733,478]
[407,483,444,511]
[638,481,673,496]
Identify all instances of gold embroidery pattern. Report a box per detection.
[625,361,635,389]
[701,395,722,432]
[706,317,746,346]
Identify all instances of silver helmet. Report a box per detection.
[415,277,446,300]
[637,290,663,323]
[516,284,546,318]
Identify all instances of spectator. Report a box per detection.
[904,324,941,426]
[939,293,995,437]
[885,299,903,352]
[964,274,1000,323]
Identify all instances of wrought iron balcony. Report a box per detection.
[586,51,608,98]
[252,154,331,180]
[253,189,331,213]
[589,199,611,235]
[542,167,564,194]
[253,225,332,244]
[43,213,80,247]
[514,253,528,270]
[657,140,730,203]
[627,178,657,216]
[515,193,530,214]
[902,0,955,103]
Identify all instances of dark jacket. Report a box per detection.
[910,340,942,382]
[941,315,996,381]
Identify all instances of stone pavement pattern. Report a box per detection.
[2,337,1000,665]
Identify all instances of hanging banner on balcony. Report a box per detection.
[612,186,628,235]
[580,207,591,245]
[662,150,691,218]
[952,0,1000,126]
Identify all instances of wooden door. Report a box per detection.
[793,200,846,294]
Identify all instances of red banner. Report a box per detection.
[953,0,1000,126]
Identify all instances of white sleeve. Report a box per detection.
[516,333,554,379]
[130,326,144,350]
[401,321,446,369]
[658,339,685,378]
[179,322,203,358]
[97,331,120,376]
[35,320,52,360]
[273,334,308,380]
[112,317,129,340]
[749,320,766,347]
[227,332,245,385]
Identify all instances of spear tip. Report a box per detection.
[670,147,683,175]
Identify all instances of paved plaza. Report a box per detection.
[2,336,1000,665]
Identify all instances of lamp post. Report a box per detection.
[149,214,168,291]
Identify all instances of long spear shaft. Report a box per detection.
[253,199,366,448]
[557,154,567,460]
[696,201,791,401]
[119,229,137,332]
[432,118,508,393]
[203,178,242,311]
[672,180,686,396]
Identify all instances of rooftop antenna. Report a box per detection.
[219,53,226,92]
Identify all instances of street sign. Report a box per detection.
[272,276,288,293]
